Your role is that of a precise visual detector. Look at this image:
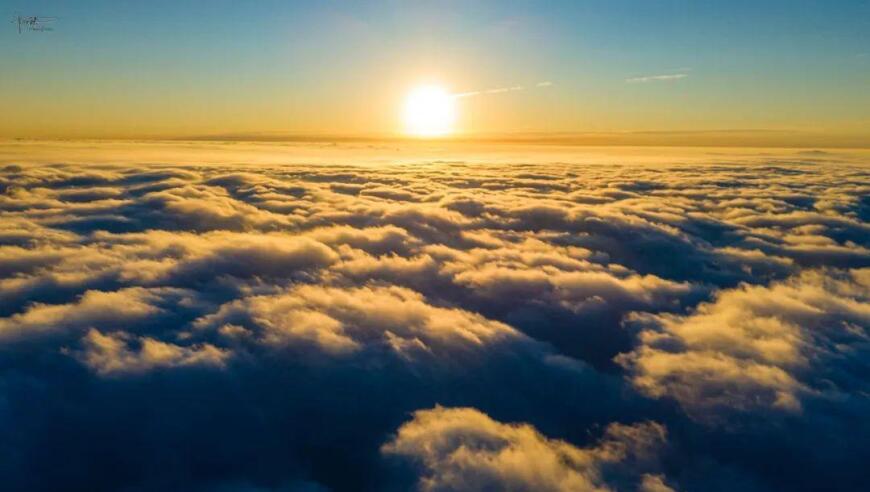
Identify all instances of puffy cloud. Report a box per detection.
[619,268,870,419]
[454,267,693,310]
[121,232,338,284]
[0,287,177,342]
[639,475,677,492]
[193,284,531,364]
[73,328,229,375]
[383,406,668,492]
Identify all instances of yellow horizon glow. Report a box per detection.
[403,85,456,137]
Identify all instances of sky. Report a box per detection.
[1,1,869,141]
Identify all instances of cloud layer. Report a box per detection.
[0,145,868,491]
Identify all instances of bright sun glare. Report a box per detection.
[403,85,456,137]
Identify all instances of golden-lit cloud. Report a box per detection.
[383,406,670,492]
[619,268,870,419]
[74,328,229,375]
[0,143,868,490]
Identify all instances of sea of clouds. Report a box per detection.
[0,143,868,491]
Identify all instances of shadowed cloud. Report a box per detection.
[0,146,867,491]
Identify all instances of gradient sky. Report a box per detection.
[2,0,869,141]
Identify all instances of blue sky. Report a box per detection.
[2,0,868,139]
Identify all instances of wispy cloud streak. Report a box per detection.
[454,86,523,98]
[454,81,553,98]
[626,73,689,83]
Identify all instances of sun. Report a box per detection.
[403,85,456,137]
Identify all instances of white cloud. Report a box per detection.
[626,74,689,83]
[454,85,525,98]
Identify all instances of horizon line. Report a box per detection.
[3,129,869,150]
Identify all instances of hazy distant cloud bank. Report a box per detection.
[0,152,868,491]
